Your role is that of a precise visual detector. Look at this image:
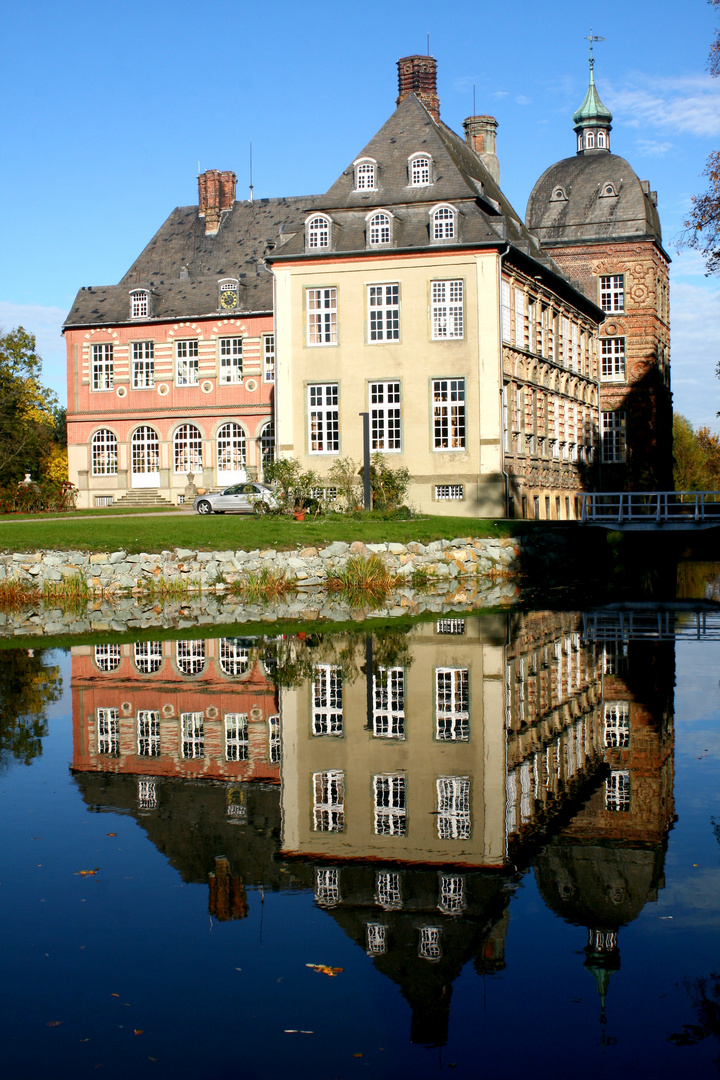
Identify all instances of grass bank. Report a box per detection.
[0,512,531,555]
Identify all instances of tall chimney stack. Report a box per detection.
[463,116,500,185]
[197,169,237,235]
[397,55,440,122]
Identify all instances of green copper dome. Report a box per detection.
[573,61,613,131]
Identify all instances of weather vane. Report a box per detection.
[585,29,606,67]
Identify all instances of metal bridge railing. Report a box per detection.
[580,491,720,525]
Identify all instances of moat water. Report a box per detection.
[1,565,720,1078]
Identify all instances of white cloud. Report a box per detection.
[515,94,531,106]
[492,90,509,99]
[606,73,720,138]
[0,302,67,404]
[635,138,673,157]
[669,278,720,429]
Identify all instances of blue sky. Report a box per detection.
[1,0,718,428]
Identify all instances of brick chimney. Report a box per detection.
[197,169,237,235]
[463,116,500,185]
[397,55,440,122]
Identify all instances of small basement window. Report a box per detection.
[435,484,464,501]
[95,496,114,507]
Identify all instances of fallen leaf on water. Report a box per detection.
[107,833,117,837]
[134,1030,144,1036]
[306,963,343,977]
[284,1030,298,1034]
[148,1057,157,1062]
[353,1053,363,1057]
[75,868,99,876]
[80,1038,90,1042]
[46,1021,63,1027]
[111,994,119,998]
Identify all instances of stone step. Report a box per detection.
[113,491,176,508]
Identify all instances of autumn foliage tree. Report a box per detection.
[683,1,720,274]
[673,413,720,489]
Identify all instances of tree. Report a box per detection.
[0,649,62,773]
[673,413,720,489]
[682,1,720,274]
[0,327,63,485]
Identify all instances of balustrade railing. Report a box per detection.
[580,491,720,525]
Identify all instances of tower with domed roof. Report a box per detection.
[526,50,672,490]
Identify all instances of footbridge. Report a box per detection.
[583,602,720,642]
[579,491,720,530]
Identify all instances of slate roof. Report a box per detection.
[525,152,664,250]
[64,196,319,328]
[266,94,603,317]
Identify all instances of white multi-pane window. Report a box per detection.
[501,280,511,342]
[224,713,249,761]
[373,774,407,836]
[312,770,345,832]
[307,287,338,345]
[561,317,570,366]
[134,640,162,673]
[268,715,281,763]
[219,637,250,676]
[368,212,391,245]
[370,381,401,452]
[174,424,203,473]
[219,337,243,383]
[606,770,630,812]
[263,335,275,382]
[601,338,626,381]
[312,664,343,735]
[368,283,399,341]
[92,343,114,390]
[436,619,465,635]
[314,868,340,907]
[375,871,402,910]
[138,779,157,810]
[95,644,121,671]
[435,484,464,500]
[431,279,463,339]
[217,423,246,476]
[571,323,579,372]
[137,711,160,756]
[409,154,431,185]
[176,339,199,385]
[308,384,339,453]
[130,290,149,318]
[355,160,376,190]
[307,215,330,248]
[176,639,205,675]
[181,712,205,758]
[514,288,525,347]
[131,341,155,388]
[438,874,466,914]
[604,702,630,748]
[600,274,624,313]
[131,426,159,478]
[97,708,119,755]
[436,668,470,741]
[602,411,627,463]
[259,421,275,467]
[373,667,405,738]
[603,643,628,676]
[436,776,471,839]
[366,923,387,955]
[432,205,455,239]
[432,379,465,450]
[91,429,118,475]
[418,927,442,961]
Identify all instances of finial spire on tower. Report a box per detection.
[573,33,612,154]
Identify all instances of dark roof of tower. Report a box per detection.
[63,196,319,328]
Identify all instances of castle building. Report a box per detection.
[525,54,672,490]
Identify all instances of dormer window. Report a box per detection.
[409,153,432,186]
[130,290,149,319]
[550,186,568,203]
[367,211,392,246]
[219,279,239,310]
[431,204,457,240]
[600,182,618,198]
[354,158,377,191]
[307,214,332,250]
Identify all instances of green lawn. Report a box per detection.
[0,511,531,554]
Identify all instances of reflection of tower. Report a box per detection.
[584,927,620,1028]
[208,855,248,921]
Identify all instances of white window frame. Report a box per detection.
[134,640,162,673]
[601,338,626,382]
[94,644,121,671]
[372,666,405,738]
[176,639,205,676]
[97,707,120,755]
[606,770,630,812]
[132,341,154,388]
[219,637,250,676]
[354,158,377,191]
[307,287,338,346]
[419,926,442,961]
[306,214,331,250]
[263,334,275,382]
[367,210,392,246]
[308,383,339,454]
[92,343,114,391]
[438,874,466,914]
[91,429,118,476]
[181,712,205,758]
[435,484,464,501]
[604,702,630,748]
[600,274,624,313]
[366,923,387,954]
[137,710,160,756]
[312,770,345,832]
[431,279,463,340]
[436,776,471,839]
[315,868,340,906]
[373,774,407,836]
[312,664,343,735]
[216,422,246,478]
[501,280,511,343]
[375,871,402,910]
[224,713,249,761]
[219,337,243,384]
[435,668,470,741]
[138,779,157,810]
[598,130,607,148]
[173,424,203,474]
[369,381,401,452]
[602,410,627,463]
[432,378,466,450]
[176,339,199,386]
[409,153,432,186]
[368,283,399,342]
[431,204,456,240]
[259,420,275,467]
[268,714,280,763]
[130,290,149,318]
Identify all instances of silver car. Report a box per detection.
[193,482,278,515]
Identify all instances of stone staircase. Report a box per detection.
[113,490,177,509]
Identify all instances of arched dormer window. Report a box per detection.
[597,130,607,149]
[367,210,392,246]
[600,182,618,198]
[550,186,568,203]
[430,204,457,241]
[585,131,595,149]
[306,214,332,250]
[408,153,432,187]
[354,158,377,191]
[130,289,149,319]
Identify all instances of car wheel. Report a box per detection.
[196,500,213,515]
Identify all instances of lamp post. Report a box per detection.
[359,412,372,510]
